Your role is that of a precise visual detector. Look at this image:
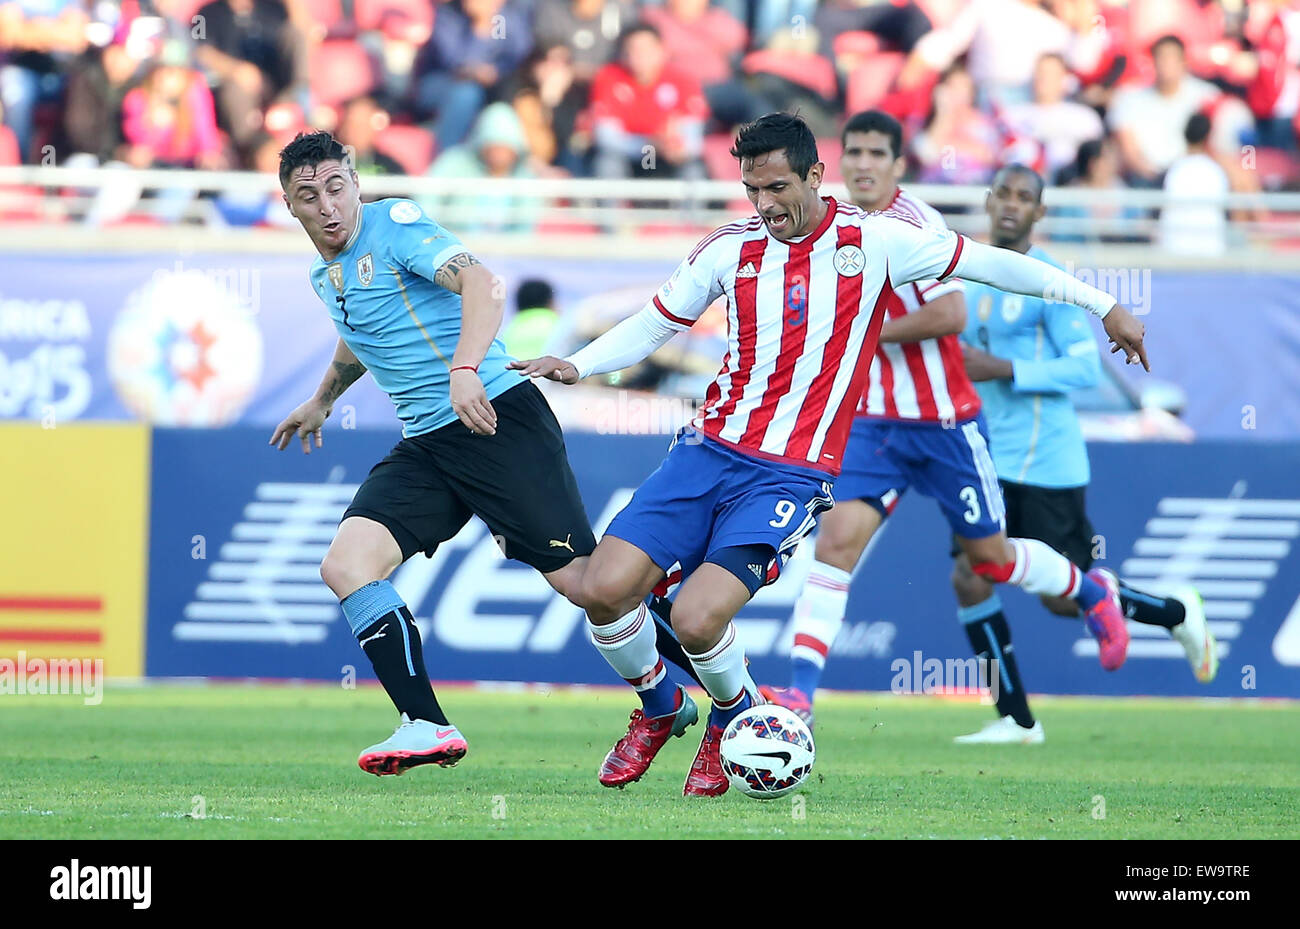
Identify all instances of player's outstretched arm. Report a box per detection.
[269,338,367,454]
[509,303,680,384]
[954,239,1149,371]
[435,252,502,436]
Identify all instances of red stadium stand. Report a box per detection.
[374,123,437,175]
[300,0,351,39]
[355,0,435,43]
[308,40,380,108]
[845,52,907,117]
[741,48,837,100]
[816,137,843,184]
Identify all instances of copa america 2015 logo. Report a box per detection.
[108,266,264,426]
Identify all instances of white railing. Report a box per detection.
[0,165,1297,249]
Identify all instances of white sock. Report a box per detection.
[685,622,757,707]
[1005,538,1082,599]
[588,603,663,688]
[789,561,851,667]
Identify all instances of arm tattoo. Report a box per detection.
[321,360,366,406]
[433,252,481,293]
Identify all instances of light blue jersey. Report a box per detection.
[308,198,526,436]
[960,246,1100,488]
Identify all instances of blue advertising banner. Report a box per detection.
[1,249,1298,438]
[146,427,1300,698]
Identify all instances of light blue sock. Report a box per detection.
[341,580,407,636]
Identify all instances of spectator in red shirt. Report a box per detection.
[640,0,770,128]
[588,23,708,179]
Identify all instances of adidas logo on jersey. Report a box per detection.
[736,262,758,278]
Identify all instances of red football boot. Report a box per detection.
[757,685,814,731]
[598,687,698,788]
[1084,568,1130,671]
[682,721,729,797]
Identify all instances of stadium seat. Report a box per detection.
[308,41,379,108]
[374,123,437,175]
[300,0,351,39]
[355,0,435,43]
[816,138,843,185]
[832,30,883,73]
[703,132,737,181]
[1252,146,1300,191]
[845,52,907,117]
[742,49,837,100]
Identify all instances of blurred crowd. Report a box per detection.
[3,0,1299,226]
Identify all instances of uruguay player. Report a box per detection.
[951,164,1217,743]
[763,113,1131,739]
[269,132,599,775]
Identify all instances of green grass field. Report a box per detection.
[1,684,1296,839]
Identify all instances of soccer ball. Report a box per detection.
[720,704,815,799]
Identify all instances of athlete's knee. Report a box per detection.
[320,550,379,600]
[965,536,1017,583]
[669,597,727,655]
[546,558,588,608]
[579,571,641,624]
[950,557,990,604]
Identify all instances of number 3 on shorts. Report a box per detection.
[959,486,981,524]
[769,499,797,528]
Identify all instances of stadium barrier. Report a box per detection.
[142,427,1300,698]
[3,165,1300,244]
[1,250,1298,440]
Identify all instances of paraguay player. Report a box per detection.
[950,164,1216,743]
[269,132,601,775]
[763,112,1133,737]
[513,113,1149,795]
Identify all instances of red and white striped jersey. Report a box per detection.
[649,196,966,476]
[858,188,982,423]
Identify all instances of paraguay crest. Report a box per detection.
[327,263,343,293]
[357,253,374,286]
[833,244,865,277]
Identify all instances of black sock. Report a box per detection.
[1118,581,1185,629]
[357,607,448,724]
[962,610,1035,729]
[648,595,705,687]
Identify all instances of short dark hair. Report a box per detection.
[730,112,819,180]
[279,131,350,189]
[1074,137,1105,179]
[842,110,904,160]
[516,278,555,312]
[1185,111,1212,146]
[618,22,661,56]
[1151,33,1185,57]
[992,163,1045,202]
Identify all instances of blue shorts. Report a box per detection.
[835,415,1006,539]
[605,431,834,591]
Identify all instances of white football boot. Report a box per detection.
[1167,583,1219,683]
[953,715,1045,744]
[358,713,469,776]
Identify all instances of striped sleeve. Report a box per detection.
[649,229,729,329]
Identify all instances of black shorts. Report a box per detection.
[1000,480,1095,569]
[950,481,1094,569]
[343,381,596,573]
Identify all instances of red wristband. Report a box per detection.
[450,364,478,374]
